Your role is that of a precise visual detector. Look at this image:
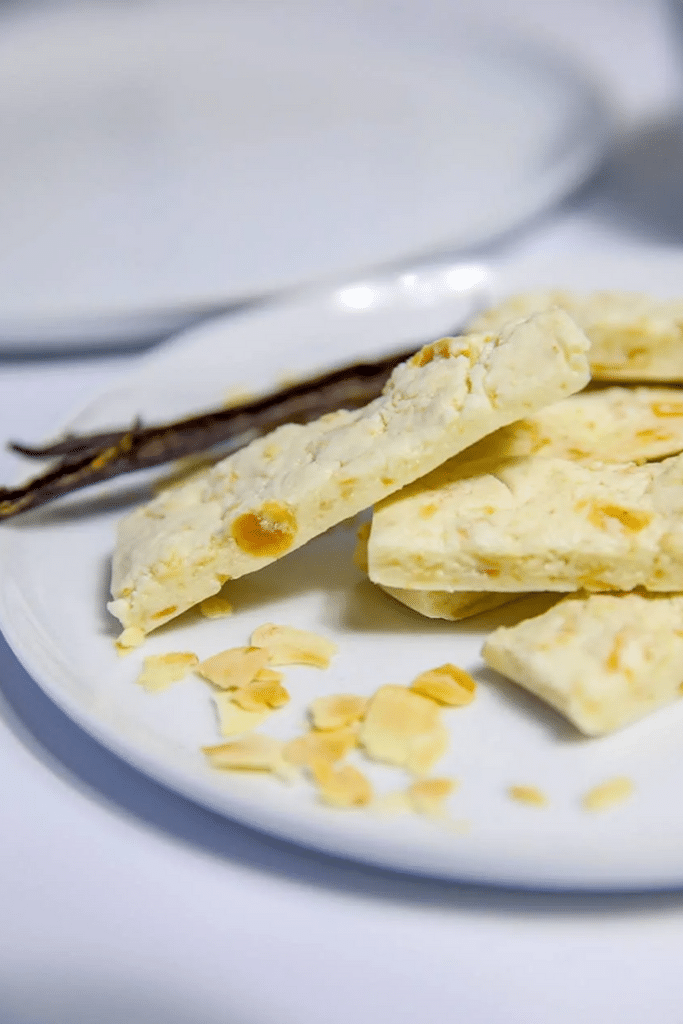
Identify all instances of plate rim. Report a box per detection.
[2,278,678,892]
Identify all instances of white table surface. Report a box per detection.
[4,2,683,1022]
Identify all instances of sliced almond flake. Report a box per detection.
[199,595,234,619]
[309,759,373,808]
[282,726,359,768]
[410,664,477,706]
[404,724,450,776]
[582,776,634,812]
[254,667,284,684]
[308,694,369,731]
[250,623,338,667]
[213,692,273,736]
[136,651,199,692]
[359,685,447,773]
[197,645,271,690]
[203,734,285,772]
[507,785,548,808]
[232,678,290,712]
[407,777,457,815]
[115,626,145,654]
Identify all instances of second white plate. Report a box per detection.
[0,0,610,347]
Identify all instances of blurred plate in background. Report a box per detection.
[0,0,610,348]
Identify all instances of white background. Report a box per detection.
[4,2,683,1022]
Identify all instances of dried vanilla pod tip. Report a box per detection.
[196,646,271,690]
[250,623,337,668]
[483,590,683,735]
[136,651,199,692]
[213,694,273,737]
[410,664,477,706]
[467,289,683,381]
[108,309,589,636]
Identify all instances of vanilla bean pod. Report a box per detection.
[0,345,417,519]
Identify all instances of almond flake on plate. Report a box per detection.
[212,693,273,737]
[582,776,634,812]
[309,760,373,808]
[135,651,199,692]
[283,726,359,768]
[308,693,369,730]
[197,645,271,690]
[231,677,290,712]
[410,664,477,706]
[359,684,448,775]
[250,623,338,667]
[507,785,548,808]
[202,734,286,772]
[407,777,457,815]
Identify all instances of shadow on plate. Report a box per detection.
[0,973,252,1024]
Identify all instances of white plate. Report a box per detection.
[4,268,683,892]
[0,0,610,348]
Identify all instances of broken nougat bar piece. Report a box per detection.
[357,382,683,621]
[353,520,519,620]
[467,289,683,381]
[461,385,683,465]
[109,309,589,635]
[368,452,683,594]
[482,590,683,735]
